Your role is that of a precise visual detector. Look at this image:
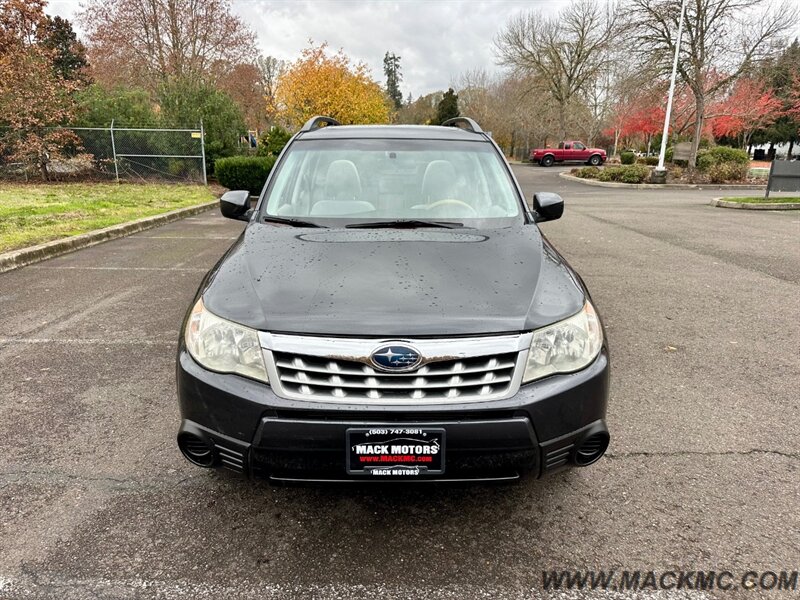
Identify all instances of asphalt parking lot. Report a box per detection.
[0,166,798,599]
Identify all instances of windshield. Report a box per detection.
[260,138,523,227]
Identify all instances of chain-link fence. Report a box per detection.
[0,124,206,184]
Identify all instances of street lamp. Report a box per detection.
[654,0,688,179]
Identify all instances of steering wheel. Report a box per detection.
[426,199,478,217]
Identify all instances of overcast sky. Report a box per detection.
[47,0,800,97]
[46,0,566,97]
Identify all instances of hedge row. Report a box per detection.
[574,164,650,184]
[697,146,749,172]
[214,156,277,195]
[665,145,749,170]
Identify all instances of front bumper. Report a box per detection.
[176,348,610,482]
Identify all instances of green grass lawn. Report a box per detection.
[722,196,800,204]
[0,183,216,253]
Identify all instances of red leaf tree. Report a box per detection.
[711,77,785,147]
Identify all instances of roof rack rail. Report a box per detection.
[300,115,341,133]
[441,117,483,134]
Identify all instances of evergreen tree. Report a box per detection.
[383,52,403,110]
[433,88,459,125]
[758,39,800,158]
[41,15,89,82]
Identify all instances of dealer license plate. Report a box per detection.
[346,427,445,476]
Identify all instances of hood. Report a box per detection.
[202,224,585,337]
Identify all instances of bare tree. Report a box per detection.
[495,0,618,139]
[496,75,561,159]
[218,62,265,130]
[628,0,799,167]
[256,55,286,125]
[454,68,495,126]
[396,91,443,125]
[79,0,256,91]
[454,69,560,159]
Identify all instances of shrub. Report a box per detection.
[214,156,277,194]
[707,162,749,183]
[597,167,616,182]
[257,125,293,157]
[636,156,660,166]
[620,151,636,165]
[157,80,247,175]
[696,152,714,172]
[696,146,748,173]
[574,166,601,179]
[597,164,650,184]
[620,165,650,183]
[705,146,749,165]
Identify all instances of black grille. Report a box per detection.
[215,442,246,473]
[543,443,574,472]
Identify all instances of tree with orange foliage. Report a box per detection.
[275,43,390,129]
[0,0,81,179]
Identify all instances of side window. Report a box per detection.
[564,143,571,150]
[558,142,565,149]
[574,142,585,150]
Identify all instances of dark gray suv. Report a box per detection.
[176,116,610,482]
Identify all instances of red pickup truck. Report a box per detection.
[531,141,607,167]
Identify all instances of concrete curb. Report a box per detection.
[0,200,218,274]
[559,172,767,191]
[709,197,800,210]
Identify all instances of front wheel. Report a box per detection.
[588,154,602,166]
[541,155,555,167]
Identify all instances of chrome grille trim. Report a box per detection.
[259,332,531,404]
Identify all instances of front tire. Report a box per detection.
[541,155,555,167]
[588,154,602,166]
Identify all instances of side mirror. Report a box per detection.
[533,192,564,223]
[220,190,252,221]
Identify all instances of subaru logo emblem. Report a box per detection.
[370,344,422,372]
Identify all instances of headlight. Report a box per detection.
[523,301,603,383]
[184,298,268,383]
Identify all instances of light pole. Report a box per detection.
[655,0,688,177]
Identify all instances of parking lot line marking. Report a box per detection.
[0,338,175,346]
[134,236,237,239]
[28,266,208,272]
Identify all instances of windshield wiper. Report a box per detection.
[262,216,325,228]
[345,219,465,229]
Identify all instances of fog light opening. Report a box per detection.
[575,432,609,466]
[178,432,215,467]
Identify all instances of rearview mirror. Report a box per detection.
[533,192,564,223]
[220,190,252,221]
